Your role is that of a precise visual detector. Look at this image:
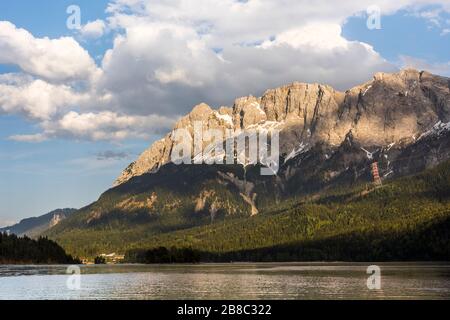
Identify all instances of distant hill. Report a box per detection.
[0,208,77,237]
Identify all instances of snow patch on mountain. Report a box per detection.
[251,102,266,116]
[284,142,309,163]
[214,112,233,126]
[362,85,372,96]
[418,121,450,141]
[360,147,374,160]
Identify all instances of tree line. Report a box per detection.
[125,247,201,263]
[0,232,80,264]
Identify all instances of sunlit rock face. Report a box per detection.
[114,69,450,186]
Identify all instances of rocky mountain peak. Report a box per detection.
[189,103,213,120]
[114,69,450,186]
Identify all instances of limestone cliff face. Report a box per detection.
[114,69,450,186]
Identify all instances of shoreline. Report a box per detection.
[2,260,450,267]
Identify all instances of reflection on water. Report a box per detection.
[0,263,449,300]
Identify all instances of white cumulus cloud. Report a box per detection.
[1,0,450,142]
[80,20,107,39]
[10,111,176,142]
[0,21,99,82]
[0,73,91,120]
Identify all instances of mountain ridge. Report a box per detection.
[48,68,450,228]
[0,208,77,237]
[114,68,450,186]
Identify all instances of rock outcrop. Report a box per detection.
[115,69,450,186]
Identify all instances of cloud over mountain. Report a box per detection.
[0,21,98,82]
[1,0,449,142]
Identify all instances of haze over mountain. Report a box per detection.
[0,209,76,238]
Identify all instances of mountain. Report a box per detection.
[115,68,450,186]
[44,69,450,259]
[48,160,450,260]
[0,208,76,238]
[124,161,450,262]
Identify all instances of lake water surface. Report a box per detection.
[0,263,449,300]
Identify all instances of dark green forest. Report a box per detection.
[125,247,201,263]
[44,160,450,262]
[0,233,80,264]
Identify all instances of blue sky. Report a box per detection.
[343,8,450,65]
[0,1,449,226]
[0,0,148,225]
